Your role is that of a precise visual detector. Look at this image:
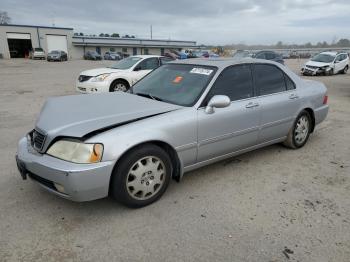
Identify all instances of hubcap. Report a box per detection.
[126,156,165,200]
[113,83,127,92]
[294,115,309,144]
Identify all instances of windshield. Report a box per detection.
[132,64,217,106]
[35,48,43,51]
[50,51,59,54]
[110,57,142,69]
[311,53,335,63]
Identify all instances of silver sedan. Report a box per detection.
[16,58,329,207]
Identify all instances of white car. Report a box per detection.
[30,48,46,60]
[76,55,173,93]
[301,51,349,76]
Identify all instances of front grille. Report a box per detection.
[306,65,319,69]
[78,75,92,82]
[32,129,46,151]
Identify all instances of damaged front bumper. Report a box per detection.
[301,66,332,76]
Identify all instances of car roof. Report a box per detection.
[169,57,278,69]
[132,55,163,59]
[320,51,337,56]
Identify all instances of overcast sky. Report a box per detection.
[2,0,350,45]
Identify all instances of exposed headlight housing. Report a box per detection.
[47,140,103,164]
[91,73,111,82]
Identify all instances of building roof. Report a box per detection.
[72,36,196,48]
[0,24,73,30]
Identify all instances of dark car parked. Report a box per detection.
[47,50,68,62]
[251,51,284,64]
[233,50,284,64]
[84,51,102,60]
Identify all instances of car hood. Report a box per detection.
[35,92,182,148]
[80,67,126,76]
[305,61,331,67]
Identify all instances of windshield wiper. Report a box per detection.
[135,92,163,101]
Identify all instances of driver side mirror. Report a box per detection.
[205,95,230,114]
[134,66,142,71]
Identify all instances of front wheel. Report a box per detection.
[283,110,312,149]
[110,144,172,208]
[109,80,129,92]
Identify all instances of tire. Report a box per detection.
[283,110,312,149]
[342,65,348,74]
[109,79,130,92]
[110,144,172,208]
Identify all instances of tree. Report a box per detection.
[79,32,84,36]
[104,33,110,37]
[74,32,79,36]
[0,11,11,24]
[337,38,350,47]
[276,41,283,48]
[99,33,105,37]
[111,33,120,37]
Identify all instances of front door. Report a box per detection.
[96,46,101,54]
[197,64,260,162]
[131,57,160,84]
[133,47,137,55]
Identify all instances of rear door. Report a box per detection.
[197,64,260,162]
[253,64,300,143]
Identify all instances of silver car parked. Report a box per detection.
[16,58,329,207]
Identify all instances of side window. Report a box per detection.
[206,64,254,103]
[160,57,173,65]
[254,64,287,95]
[255,52,266,59]
[265,52,275,60]
[137,58,160,70]
[285,75,296,90]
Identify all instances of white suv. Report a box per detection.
[301,51,349,76]
[76,55,173,94]
[30,48,46,60]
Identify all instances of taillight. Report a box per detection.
[323,95,328,105]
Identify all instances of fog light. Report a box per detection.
[54,183,65,193]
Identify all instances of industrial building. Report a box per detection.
[0,24,197,59]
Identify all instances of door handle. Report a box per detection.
[289,94,299,99]
[245,102,259,108]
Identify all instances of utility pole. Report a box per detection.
[150,25,153,40]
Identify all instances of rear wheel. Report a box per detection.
[342,65,348,74]
[109,79,129,92]
[110,144,172,208]
[283,110,311,149]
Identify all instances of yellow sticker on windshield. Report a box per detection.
[173,76,183,84]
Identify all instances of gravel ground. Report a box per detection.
[0,58,349,262]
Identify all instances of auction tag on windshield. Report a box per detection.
[173,76,183,84]
[190,68,213,75]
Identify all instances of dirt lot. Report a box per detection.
[0,58,349,262]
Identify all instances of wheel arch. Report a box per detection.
[109,78,131,91]
[108,140,182,195]
[302,107,315,133]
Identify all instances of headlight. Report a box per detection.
[47,140,103,164]
[91,73,111,82]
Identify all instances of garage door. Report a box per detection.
[6,33,31,39]
[46,35,68,53]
